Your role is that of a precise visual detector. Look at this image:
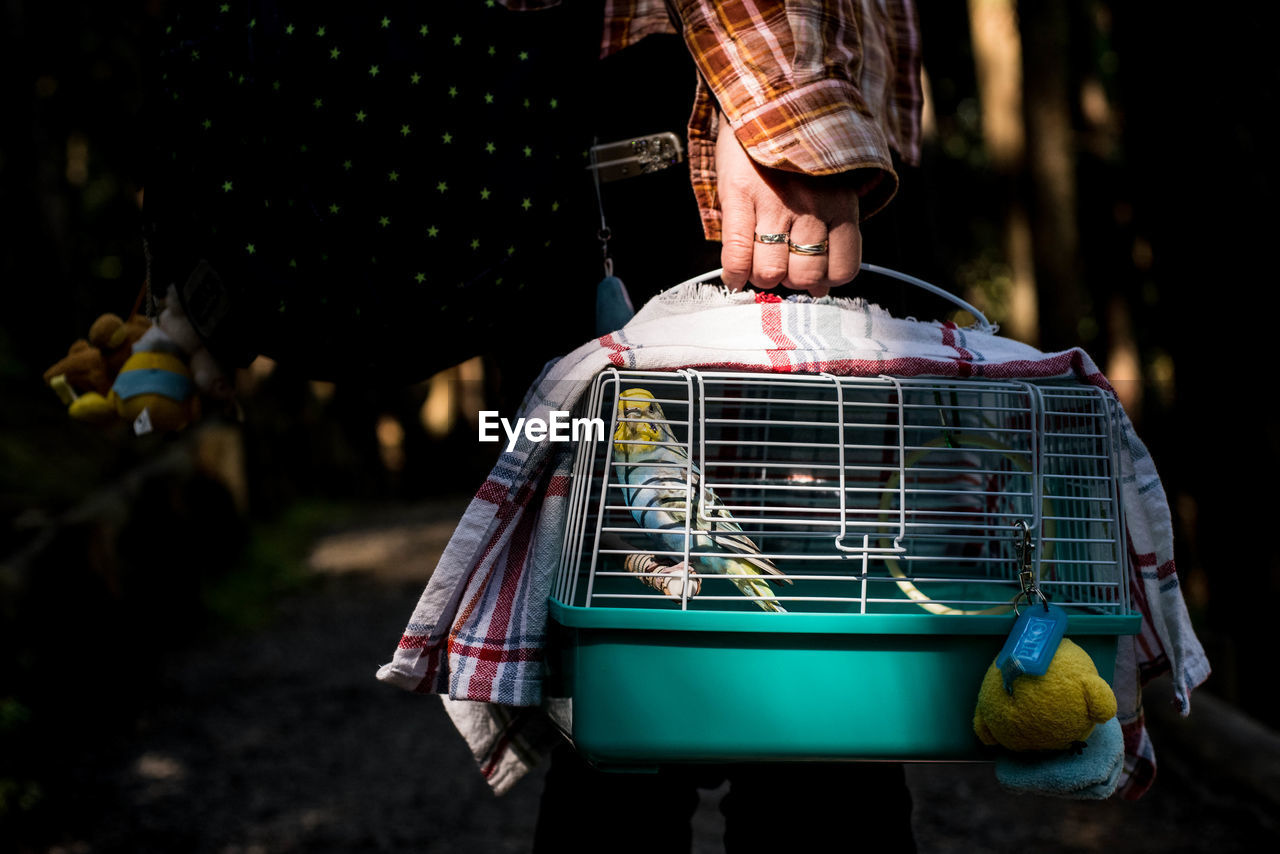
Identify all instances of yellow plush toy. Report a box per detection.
[973,637,1118,752]
[44,313,153,405]
[68,325,200,434]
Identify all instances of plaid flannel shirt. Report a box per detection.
[504,0,923,239]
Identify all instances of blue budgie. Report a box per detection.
[611,388,791,612]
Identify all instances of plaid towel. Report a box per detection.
[376,283,1210,797]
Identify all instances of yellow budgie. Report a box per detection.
[612,388,791,612]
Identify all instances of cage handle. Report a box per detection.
[673,266,994,333]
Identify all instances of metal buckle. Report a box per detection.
[587,132,685,183]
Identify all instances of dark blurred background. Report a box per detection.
[3,0,1279,850]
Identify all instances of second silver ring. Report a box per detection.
[788,239,830,256]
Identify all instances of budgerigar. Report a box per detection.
[612,388,792,612]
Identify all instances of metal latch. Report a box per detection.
[587,132,685,183]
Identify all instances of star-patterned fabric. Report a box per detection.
[143,1,600,381]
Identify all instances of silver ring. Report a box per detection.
[788,239,829,256]
[755,232,789,244]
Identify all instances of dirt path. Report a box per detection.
[51,574,543,854]
[35,515,1278,853]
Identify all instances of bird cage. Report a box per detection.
[545,290,1141,771]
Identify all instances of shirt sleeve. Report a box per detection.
[671,0,922,240]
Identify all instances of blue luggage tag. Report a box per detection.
[996,602,1068,694]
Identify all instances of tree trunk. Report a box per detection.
[1018,0,1085,351]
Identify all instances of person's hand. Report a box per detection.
[715,116,862,298]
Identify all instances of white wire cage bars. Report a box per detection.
[555,369,1131,617]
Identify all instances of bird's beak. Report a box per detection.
[614,414,660,454]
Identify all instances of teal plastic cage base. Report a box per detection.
[545,599,1141,772]
[548,370,1139,770]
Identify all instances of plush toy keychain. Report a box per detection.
[971,522,1123,799]
[973,630,1118,753]
[43,281,233,435]
[66,323,200,434]
[43,313,152,406]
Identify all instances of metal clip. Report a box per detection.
[587,132,685,183]
[1012,520,1046,614]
